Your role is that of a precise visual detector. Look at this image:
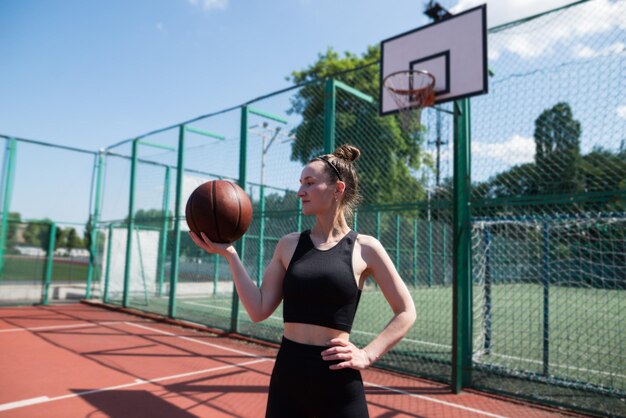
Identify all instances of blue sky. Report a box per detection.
[0,0,575,150]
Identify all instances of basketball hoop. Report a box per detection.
[383,70,436,133]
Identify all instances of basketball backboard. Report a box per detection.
[380,4,488,116]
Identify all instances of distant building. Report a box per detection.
[55,248,90,258]
[14,246,46,257]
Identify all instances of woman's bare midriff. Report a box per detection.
[284,322,350,346]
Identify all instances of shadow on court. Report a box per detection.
[71,389,199,418]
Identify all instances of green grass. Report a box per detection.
[0,256,90,283]
[476,283,626,391]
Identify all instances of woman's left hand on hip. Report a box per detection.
[321,338,371,370]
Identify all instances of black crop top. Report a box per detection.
[282,230,361,332]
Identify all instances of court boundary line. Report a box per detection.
[0,321,124,333]
[363,381,509,418]
[0,358,269,413]
[484,353,626,380]
[123,321,272,359]
[181,299,284,321]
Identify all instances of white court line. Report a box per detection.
[123,321,271,358]
[0,358,268,413]
[364,381,509,418]
[0,397,49,412]
[181,300,283,322]
[487,353,626,380]
[165,294,214,300]
[0,321,124,333]
[352,329,451,350]
[181,301,231,311]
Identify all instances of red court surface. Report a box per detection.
[0,303,582,417]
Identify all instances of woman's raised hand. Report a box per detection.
[188,231,236,257]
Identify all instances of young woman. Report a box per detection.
[189,144,416,418]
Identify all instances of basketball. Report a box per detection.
[185,180,253,243]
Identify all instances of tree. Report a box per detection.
[534,102,582,195]
[6,212,21,245]
[65,228,83,252]
[472,102,584,206]
[125,209,169,228]
[580,147,626,211]
[22,222,43,248]
[54,226,66,251]
[474,163,539,200]
[21,220,60,252]
[287,47,430,206]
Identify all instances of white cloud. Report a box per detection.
[617,106,626,120]
[451,0,626,60]
[574,42,625,59]
[156,22,165,33]
[435,134,535,172]
[472,135,535,166]
[187,0,229,11]
[450,0,573,27]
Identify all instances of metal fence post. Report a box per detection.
[0,138,17,279]
[542,222,550,376]
[452,98,472,392]
[157,166,170,297]
[86,150,105,299]
[123,139,139,308]
[231,106,249,332]
[483,226,492,355]
[42,222,57,305]
[413,218,418,286]
[256,184,265,287]
[169,126,185,318]
[103,223,114,303]
[324,78,336,154]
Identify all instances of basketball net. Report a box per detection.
[383,70,436,134]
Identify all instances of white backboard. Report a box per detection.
[380,4,488,115]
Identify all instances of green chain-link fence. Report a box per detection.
[1,1,624,416]
[467,1,625,415]
[0,136,101,306]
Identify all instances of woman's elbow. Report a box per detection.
[409,309,417,327]
[248,313,265,323]
[402,309,416,327]
[404,303,417,327]
[249,310,272,323]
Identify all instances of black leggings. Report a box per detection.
[265,337,369,418]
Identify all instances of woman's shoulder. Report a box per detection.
[355,233,380,246]
[355,234,391,269]
[276,231,305,252]
[281,231,303,244]
[355,233,384,252]
[274,231,305,266]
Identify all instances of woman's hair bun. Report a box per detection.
[333,144,361,162]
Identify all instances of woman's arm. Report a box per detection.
[322,235,416,370]
[189,231,288,322]
[359,235,417,364]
